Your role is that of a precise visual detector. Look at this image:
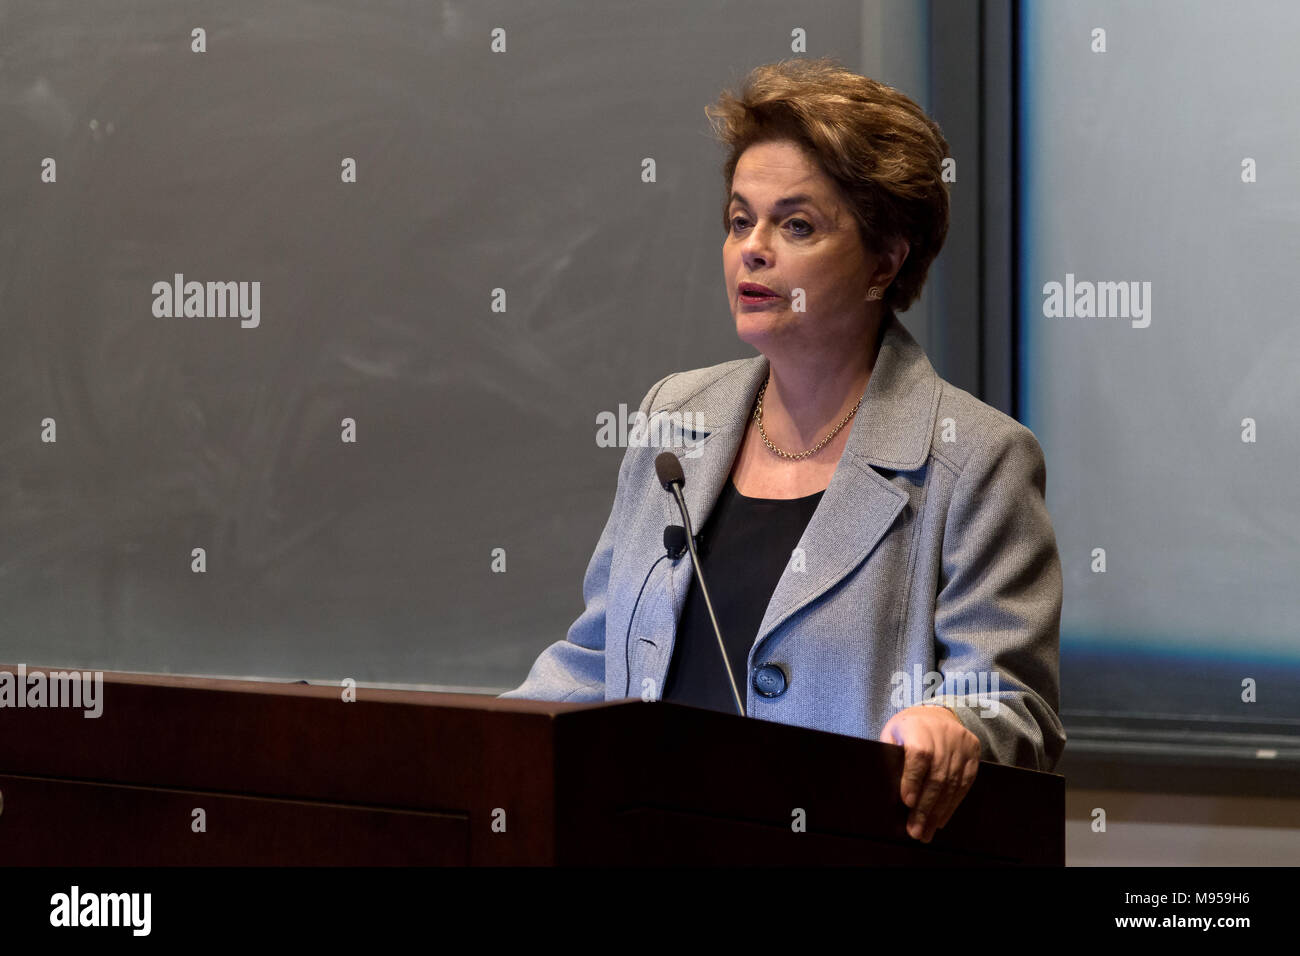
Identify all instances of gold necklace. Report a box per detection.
[753,377,862,461]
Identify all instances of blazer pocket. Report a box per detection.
[624,563,676,697]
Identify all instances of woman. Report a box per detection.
[501,58,1064,844]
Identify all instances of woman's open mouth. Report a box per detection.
[738,283,781,304]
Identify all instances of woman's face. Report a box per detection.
[722,139,903,357]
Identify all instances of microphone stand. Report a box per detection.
[656,452,746,718]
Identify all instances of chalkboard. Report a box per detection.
[0,0,870,690]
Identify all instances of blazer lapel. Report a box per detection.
[659,358,765,619]
[657,310,942,661]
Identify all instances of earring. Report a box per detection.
[867,287,883,301]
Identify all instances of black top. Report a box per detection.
[661,476,825,714]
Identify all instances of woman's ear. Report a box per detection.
[886,237,911,281]
[866,238,910,302]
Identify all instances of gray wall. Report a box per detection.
[1022,0,1300,864]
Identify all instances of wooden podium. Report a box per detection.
[0,669,1063,865]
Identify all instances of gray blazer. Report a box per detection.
[500,312,1065,772]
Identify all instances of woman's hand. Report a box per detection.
[878,705,981,842]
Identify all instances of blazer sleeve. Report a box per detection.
[497,372,677,702]
[927,422,1067,771]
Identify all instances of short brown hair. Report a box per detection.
[705,56,950,313]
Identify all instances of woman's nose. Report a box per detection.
[741,228,771,263]
[742,222,771,252]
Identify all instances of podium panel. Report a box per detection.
[0,669,1063,865]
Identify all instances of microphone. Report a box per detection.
[663,525,703,559]
[654,452,746,718]
[619,523,700,699]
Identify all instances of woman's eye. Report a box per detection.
[730,215,813,236]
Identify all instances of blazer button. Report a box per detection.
[752,662,788,698]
